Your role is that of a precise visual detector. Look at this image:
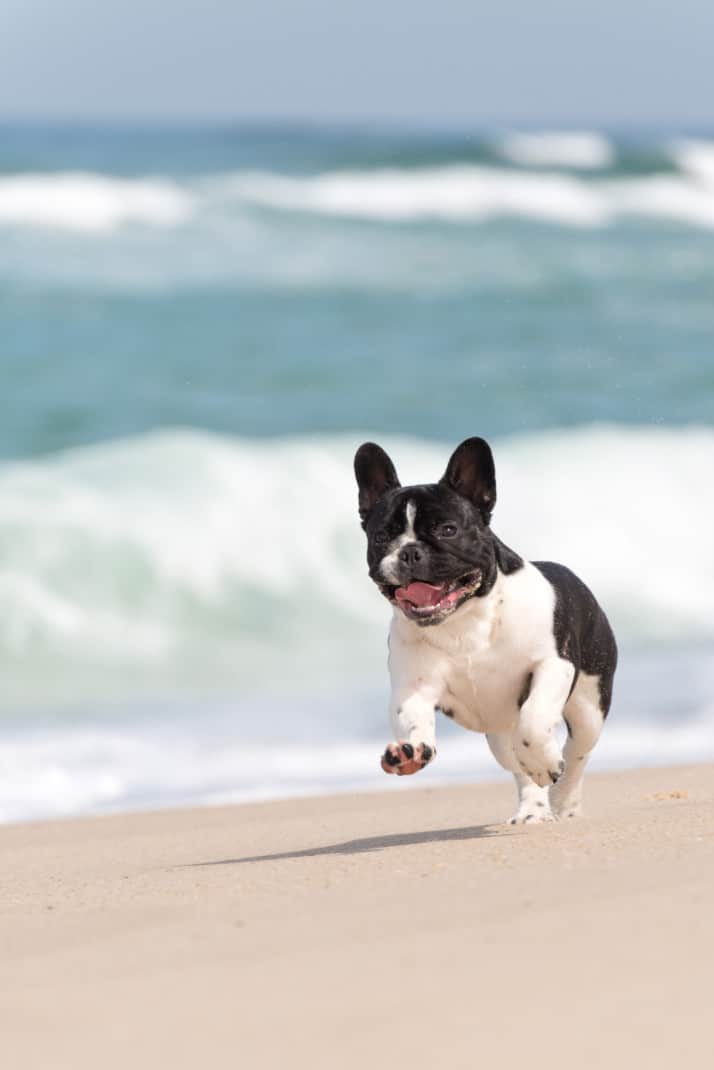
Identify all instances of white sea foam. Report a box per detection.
[495,131,615,169]
[3,164,714,234]
[0,172,195,231]
[609,175,714,228]
[0,425,712,713]
[668,139,714,185]
[216,166,612,226]
[1,678,711,824]
[224,167,714,229]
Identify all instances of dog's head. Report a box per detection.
[354,437,507,626]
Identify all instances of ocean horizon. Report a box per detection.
[1,122,712,822]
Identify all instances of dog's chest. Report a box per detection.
[436,623,529,734]
[391,564,557,735]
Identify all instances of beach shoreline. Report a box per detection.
[2,763,712,1068]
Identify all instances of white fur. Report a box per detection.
[385,561,604,821]
[551,671,605,818]
[486,734,553,824]
[379,499,417,584]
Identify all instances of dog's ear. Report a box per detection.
[440,437,496,524]
[354,442,401,521]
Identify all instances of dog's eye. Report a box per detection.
[374,531,390,546]
[438,524,458,538]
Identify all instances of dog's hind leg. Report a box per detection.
[550,672,606,819]
[513,656,574,788]
[486,733,553,825]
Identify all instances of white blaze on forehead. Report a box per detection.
[405,500,417,539]
[379,498,419,583]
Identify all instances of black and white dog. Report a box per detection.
[354,436,617,824]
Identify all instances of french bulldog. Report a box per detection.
[354,436,617,823]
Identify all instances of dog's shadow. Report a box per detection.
[189,823,500,868]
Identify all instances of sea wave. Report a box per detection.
[668,138,714,184]
[495,131,615,169]
[212,167,611,225]
[2,159,714,235]
[215,165,714,228]
[0,426,712,710]
[0,172,195,231]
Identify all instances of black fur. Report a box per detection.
[441,436,497,524]
[354,438,522,625]
[363,485,522,596]
[355,437,618,716]
[533,562,618,715]
[354,443,400,521]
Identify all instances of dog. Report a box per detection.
[354,436,617,824]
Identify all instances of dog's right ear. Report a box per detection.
[354,443,401,522]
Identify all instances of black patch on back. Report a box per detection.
[533,561,618,716]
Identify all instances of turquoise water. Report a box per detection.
[0,125,712,820]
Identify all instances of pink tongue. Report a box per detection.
[395,581,447,608]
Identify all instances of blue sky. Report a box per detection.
[2,0,713,125]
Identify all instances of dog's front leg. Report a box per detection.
[513,657,575,788]
[380,684,438,777]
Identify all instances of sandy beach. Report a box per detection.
[2,763,712,1069]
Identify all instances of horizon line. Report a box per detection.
[0,115,712,135]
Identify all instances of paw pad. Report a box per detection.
[380,741,436,776]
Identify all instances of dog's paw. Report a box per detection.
[381,741,435,776]
[550,789,583,820]
[508,799,554,825]
[514,737,564,789]
[554,805,582,820]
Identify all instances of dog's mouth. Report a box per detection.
[379,572,483,624]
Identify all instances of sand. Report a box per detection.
[2,763,713,1069]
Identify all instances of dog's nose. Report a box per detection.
[399,543,423,568]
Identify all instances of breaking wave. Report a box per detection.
[1,427,712,823]
[0,172,194,231]
[668,138,714,184]
[1,425,712,711]
[495,131,615,169]
[215,163,714,228]
[3,151,714,235]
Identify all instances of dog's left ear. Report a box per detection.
[354,442,401,522]
[440,437,496,524]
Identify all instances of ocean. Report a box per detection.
[1,123,712,822]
